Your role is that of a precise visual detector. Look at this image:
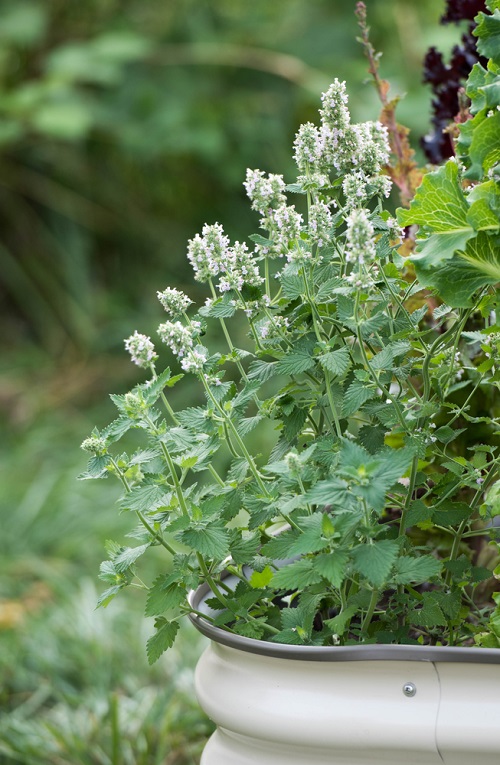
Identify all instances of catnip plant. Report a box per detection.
[81,8,500,663]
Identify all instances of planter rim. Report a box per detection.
[188,578,500,664]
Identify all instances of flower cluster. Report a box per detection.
[308,202,333,248]
[124,331,158,368]
[268,204,303,257]
[218,242,263,293]
[243,169,287,215]
[292,80,391,206]
[157,287,192,317]
[344,208,376,266]
[187,223,230,282]
[157,320,207,374]
[81,435,107,455]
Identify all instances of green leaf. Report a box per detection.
[325,606,357,636]
[351,540,400,588]
[146,619,180,664]
[200,294,236,318]
[96,585,123,608]
[145,578,186,617]
[411,593,447,628]
[391,555,442,585]
[465,111,500,179]
[415,233,500,307]
[342,380,377,416]
[314,550,349,588]
[276,352,315,375]
[249,565,274,589]
[398,161,475,268]
[281,275,305,299]
[271,559,323,590]
[474,9,500,67]
[247,359,278,382]
[141,368,172,405]
[305,478,350,507]
[180,522,229,559]
[319,347,351,378]
[119,484,170,512]
[288,514,331,556]
[114,543,150,572]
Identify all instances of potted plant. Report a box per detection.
[80,4,500,763]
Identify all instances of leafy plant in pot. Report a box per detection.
[80,4,500,764]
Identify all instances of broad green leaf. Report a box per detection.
[398,161,474,267]
[474,9,500,67]
[314,550,349,588]
[281,275,305,299]
[145,578,186,617]
[230,529,260,564]
[141,368,172,405]
[146,619,180,664]
[276,352,315,375]
[411,594,447,628]
[288,514,331,556]
[305,478,350,507]
[119,484,170,512]
[325,606,357,636]
[391,555,442,585]
[114,543,150,572]
[351,540,399,588]
[96,585,123,608]
[342,380,377,416]
[465,111,500,179]
[249,565,274,589]
[271,559,323,590]
[319,347,351,377]
[180,522,229,559]
[247,359,278,382]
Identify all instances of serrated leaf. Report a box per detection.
[146,619,180,664]
[176,407,210,431]
[236,415,263,437]
[314,550,349,588]
[276,352,315,375]
[281,275,305,299]
[119,484,170,512]
[249,565,274,589]
[271,559,323,590]
[102,416,132,443]
[145,577,186,617]
[96,585,123,608]
[180,522,229,559]
[114,543,150,572]
[411,594,447,628]
[351,540,399,588]
[288,514,331,556]
[342,380,377,416]
[200,295,237,318]
[398,161,475,268]
[392,555,442,585]
[247,359,278,382]
[319,347,351,377]
[305,478,350,507]
[325,605,357,636]
[142,368,172,405]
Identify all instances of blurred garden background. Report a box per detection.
[0,1,469,762]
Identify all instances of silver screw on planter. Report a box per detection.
[403,682,417,697]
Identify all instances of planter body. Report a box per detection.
[189,582,500,765]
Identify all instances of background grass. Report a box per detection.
[0,1,471,761]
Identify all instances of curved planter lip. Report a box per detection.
[188,577,500,664]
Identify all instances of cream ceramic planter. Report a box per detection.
[189,580,500,765]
